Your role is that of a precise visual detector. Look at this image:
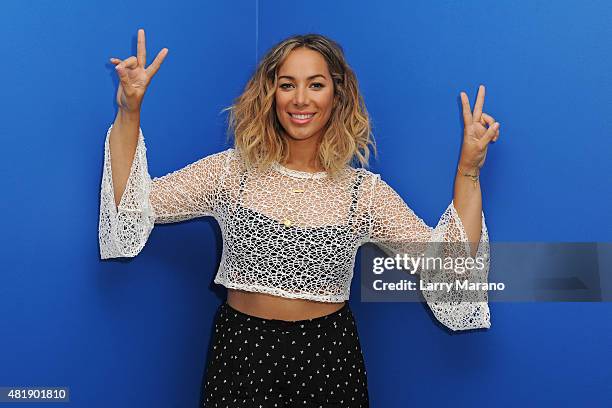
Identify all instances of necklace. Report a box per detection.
[280,167,318,228]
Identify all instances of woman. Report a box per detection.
[100,29,499,407]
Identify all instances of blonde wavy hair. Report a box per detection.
[222,33,377,178]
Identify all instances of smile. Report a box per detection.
[288,112,316,124]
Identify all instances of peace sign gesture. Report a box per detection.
[109,29,168,113]
[458,85,500,171]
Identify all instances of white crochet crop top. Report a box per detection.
[99,125,491,331]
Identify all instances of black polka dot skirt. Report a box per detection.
[202,301,370,407]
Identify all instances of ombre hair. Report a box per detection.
[222,33,377,178]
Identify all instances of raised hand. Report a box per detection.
[459,85,500,171]
[109,29,168,113]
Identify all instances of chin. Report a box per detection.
[284,128,321,141]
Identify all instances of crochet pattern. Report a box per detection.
[99,124,491,331]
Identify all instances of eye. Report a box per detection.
[279,83,325,90]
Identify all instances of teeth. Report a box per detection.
[290,113,314,119]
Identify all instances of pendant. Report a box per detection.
[282,218,292,227]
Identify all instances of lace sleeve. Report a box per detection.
[98,124,231,259]
[367,174,491,331]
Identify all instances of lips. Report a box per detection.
[288,112,316,125]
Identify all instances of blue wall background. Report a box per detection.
[0,0,610,407]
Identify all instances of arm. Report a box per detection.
[98,123,231,259]
[454,163,483,258]
[453,84,500,257]
[367,175,491,331]
[108,110,141,209]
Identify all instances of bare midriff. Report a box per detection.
[227,289,345,321]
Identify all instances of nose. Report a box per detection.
[292,85,309,107]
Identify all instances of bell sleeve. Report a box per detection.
[98,124,231,259]
[367,174,491,331]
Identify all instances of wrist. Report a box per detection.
[118,108,141,122]
[457,163,480,188]
[457,162,480,176]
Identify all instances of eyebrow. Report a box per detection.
[278,74,327,81]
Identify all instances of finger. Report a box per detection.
[109,57,121,65]
[479,122,499,148]
[460,92,473,126]
[115,57,137,84]
[473,85,485,123]
[115,61,129,84]
[123,56,138,69]
[137,28,146,67]
[481,112,495,127]
[146,48,169,77]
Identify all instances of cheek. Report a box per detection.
[319,93,334,117]
[324,90,335,110]
[275,95,291,113]
[275,99,286,120]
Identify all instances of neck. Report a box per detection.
[281,131,324,172]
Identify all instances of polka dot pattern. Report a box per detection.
[203,302,370,407]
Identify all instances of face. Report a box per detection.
[275,47,335,143]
